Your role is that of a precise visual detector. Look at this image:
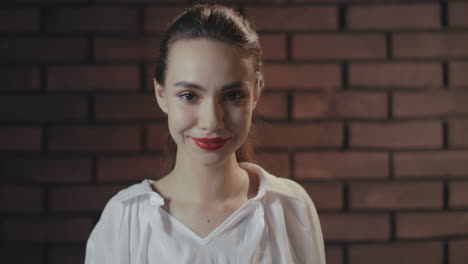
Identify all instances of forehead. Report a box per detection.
[165,38,255,88]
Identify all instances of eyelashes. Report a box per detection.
[178,90,247,104]
[223,90,246,102]
[179,92,197,102]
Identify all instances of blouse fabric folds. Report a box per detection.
[85,162,326,264]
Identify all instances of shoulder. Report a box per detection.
[262,169,317,223]
[86,181,152,263]
[267,174,310,201]
[241,162,321,232]
[94,180,155,230]
[113,180,151,203]
[103,179,155,211]
[240,162,311,204]
[88,180,154,240]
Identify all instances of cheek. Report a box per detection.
[226,105,253,131]
[167,104,196,135]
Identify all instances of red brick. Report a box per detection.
[296,152,389,180]
[450,118,468,147]
[0,37,87,61]
[394,33,468,58]
[348,4,440,30]
[0,67,40,90]
[350,182,442,210]
[260,34,287,60]
[320,213,390,241]
[293,93,329,120]
[244,7,337,31]
[98,155,167,182]
[301,182,342,210]
[394,91,468,118]
[451,240,468,264]
[293,34,386,60]
[450,181,468,208]
[0,157,92,183]
[47,65,140,91]
[51,185,124,212]
[350,63,442,88]
[257,122,342,148]
[264,63,341,90]
[147,123,170,151]
[451,62,468,87]
[350,121,443,149]
[0,8,39,31]
[0,127,42,151]
[349,242,442,264]
[325,246,343,264]
[293,91,387,120]
[47,7,138,33]
[95,37,161,61]
[145,6,189,33]
[395,151,468,178]
[95,94,164,121]
[397,212,468,239]
[48,125,141,152]
[256,152,290,179]
[256,92,288,120]
[3,217,92,242]
[49,245,84,264]
[0,95,87,121]
[0,245,43,264]
[0,185,43,213]
[450,2,468,27]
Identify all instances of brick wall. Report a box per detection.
[1,0,467,263]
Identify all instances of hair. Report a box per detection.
[154,4,264,170]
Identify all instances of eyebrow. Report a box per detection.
[173,81,246,91]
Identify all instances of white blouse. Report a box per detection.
[85,162,326,264]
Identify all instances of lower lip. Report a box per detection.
[191,138,229,151]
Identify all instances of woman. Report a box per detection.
[85,4,325,264]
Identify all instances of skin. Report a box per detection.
[153,38,261,238]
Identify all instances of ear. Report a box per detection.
[252,76,264,109]
[154,79,168,114]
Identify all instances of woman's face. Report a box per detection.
[155,38,259,166]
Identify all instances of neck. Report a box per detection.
[167,152,249,204]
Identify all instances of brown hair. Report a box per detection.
[154,4,264,170]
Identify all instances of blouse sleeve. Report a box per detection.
[301,189,326,264]
[85,197,127,264]
[285,179,327,264]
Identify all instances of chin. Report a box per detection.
[195,150,236,167]
[189,144,239,167]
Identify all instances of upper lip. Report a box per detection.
[191,137,229,143]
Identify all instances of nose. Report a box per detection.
[198,98,224,131]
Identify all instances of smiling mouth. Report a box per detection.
[191,137,230,151]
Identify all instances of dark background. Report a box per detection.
[1,0,467,263]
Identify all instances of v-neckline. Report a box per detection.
[144,163,267,245]
[157,197,257,244]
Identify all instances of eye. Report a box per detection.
[179,92,197,102]
[224,91,245,102]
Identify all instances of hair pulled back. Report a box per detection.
[154,4,264,169]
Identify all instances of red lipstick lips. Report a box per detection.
[191,137,230,151]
